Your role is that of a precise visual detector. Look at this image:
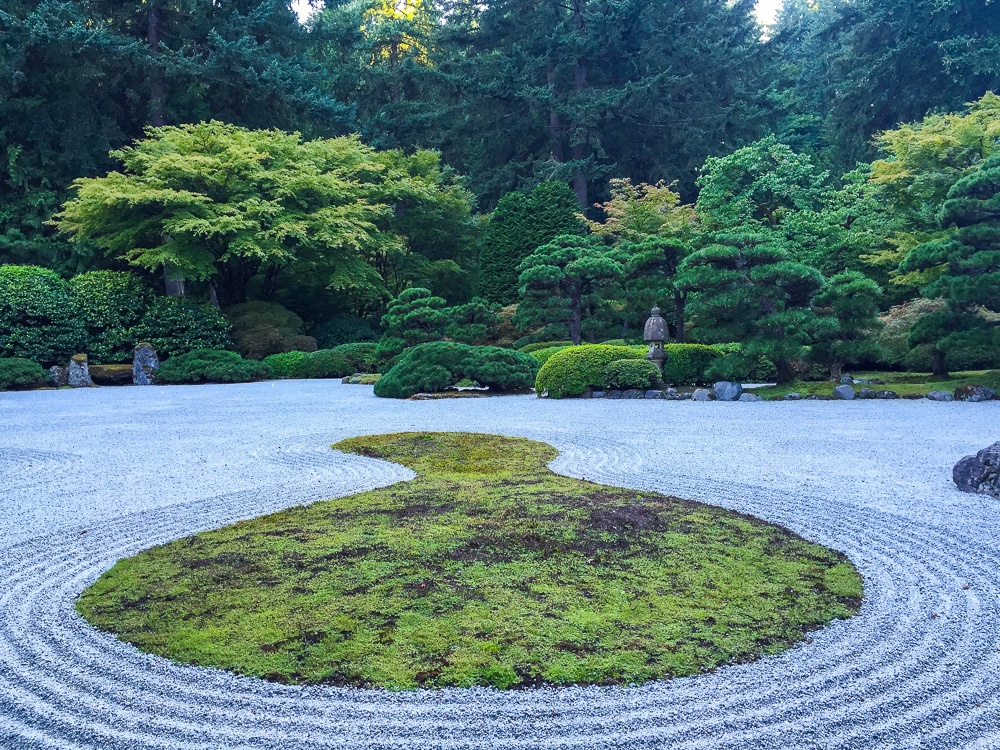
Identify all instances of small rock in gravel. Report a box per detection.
[954,385,997,402]
[692,389,712,402]
[644,389,663,399]
[857,388,877,399]
[662,388,681,400]
[875,390,900,400]
[712,381,743,401]
[738,393,762,402]
[67,354,93,388]
[132,343,159,385]
[607,390,623,400]
[928,390,954,402]
[49,366,67,387]
[784,393,802,401]
[591,390,606,398]
[953,442,1000,499]
[623,389,643,399]
[833,385,855,400]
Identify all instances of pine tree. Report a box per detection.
[900,153,1000,375]
[810,271,885,380]
[677,230,824,383]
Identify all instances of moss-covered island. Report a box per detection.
[77,433,862,689]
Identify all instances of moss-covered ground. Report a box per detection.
[77,432,862,689]
[752,370,1000,399]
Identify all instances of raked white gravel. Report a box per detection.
[1,380,999,749]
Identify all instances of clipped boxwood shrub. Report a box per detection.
[301,349,353,379]
[520,340,573,353]
[531,345,573,366]
[157,349,271,384]
[263,350,307,378]
[603,359,660,390]
[334,342,379,373]
[0,265,87,365]
[661,344,720,386]
[68,270,151,363]
[0,357,48,390]
[375,342,538,399]
[226,301,316,360]
[535,345,645,398]
[133,297,231,359]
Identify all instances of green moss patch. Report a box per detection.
[77,432,862,689]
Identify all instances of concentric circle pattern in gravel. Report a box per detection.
[1,381,999,749]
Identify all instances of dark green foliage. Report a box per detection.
[620,236,693,343]
[444,297,501,344]
[0,357,48,390]
[300,349,353,379]
[68,271,150,363]
[313,315,379,349]
[479,183,584,305]
[374,342,538,399]
[334,342,379,373]
[77,432,861,689]
[520,340,574,353]
[132,297,231,360]
[515,235,624,346]
[678,232,825,383]
[811,272,886,379]
[660,344,721,386]
[156,349,270,385]
[0,265,86,365]
[901,153,1000,374]
[530,345,573,367]
[603,359,660,390]
[262,351,307,379]
[226,301,316,360]
[375,288,449,361]
[535,345,645,398]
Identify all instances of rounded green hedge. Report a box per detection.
[603,359,660,390]
[375,342,538,399]
[661,344,720,386]
[157,349,271,384]
[262,350,307,378]
[334,342,379,373]
[0,265,87,365]
[530,345,573,366]
[0,357,48,390]
[68,270,151,363]
[133,297,231,360]
[535,345,645,398]
[301,349,353,379]
[520,340,573,354]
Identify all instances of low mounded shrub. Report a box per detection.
[301,349,353,379]
[0,265,87,365]
[334,342,379,372]
[263,350,307,378]
[0,357,48,390]
[707,343,778,383]
[535,345,645,398]
[520,340,573,354]
[530,345,573,366]
[133,297,231,359]
[374,342,538,399]
[661,344,720,385]
[157,349,271,384]
[603,359,660,390]
[68,270,151,363]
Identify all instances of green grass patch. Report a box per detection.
[77,432,862,689]
[752,370,1000,399]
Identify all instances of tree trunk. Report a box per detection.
[830,360,843,382]
[570,0,587,211]
[931,348,948,378]
[147,3,166,127]
[547,64,564,162]
[673,289,686,343]
[774,358,795,384]
[568,296,583,345]
[163,259,184,297]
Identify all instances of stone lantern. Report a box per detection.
[643,305,668,373]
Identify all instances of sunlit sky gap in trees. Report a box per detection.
[291,0,786,27]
